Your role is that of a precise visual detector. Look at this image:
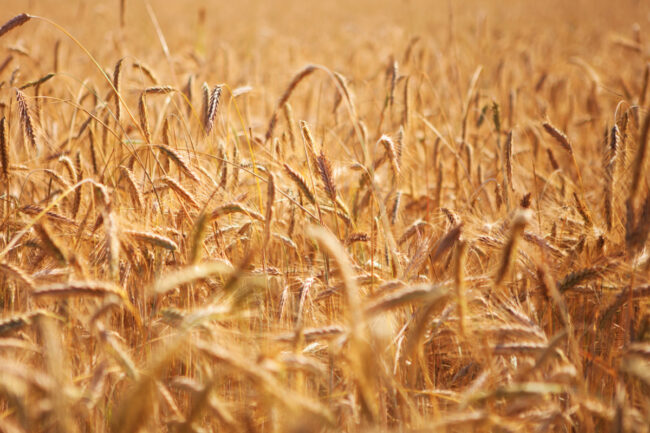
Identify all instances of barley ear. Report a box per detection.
[189,211,210,264]
[494,209,532,287]
[0,117,8,178]
[0,14,31,39]
[15,89,37,149]
[263,173,275,249]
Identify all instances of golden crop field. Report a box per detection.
[1,0,649,431]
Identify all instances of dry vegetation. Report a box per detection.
[1,0,650,431]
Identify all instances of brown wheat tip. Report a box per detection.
[204,85,222,134]
[71,151,82,218]
[0,14,30,39]
[0,310,42,336]
[345,232,370,245]
[15,88,37,149]
[391,191,401,225]
[299,120,319,162]
[120,166,144,210]
[542,121,573,155]
[430,223,463,264]
[0,116,8,178]
[263,172,276,247]
[160,175,200,208]
[379,135,400,179]
[265,65,317,142]
[161,116,171,145]
[573,191,593,228]
[189,212,210,264]
[155,144,200,183]
[210,202,264,222]
[104,210,120,280]
[332,72,359,127]
[557,266,605,293]
[455,240,468,338]
[398,219,428,245]
[546,148,560,171]
[119,0,126,27]
[522,231,565,257]
[20,204,77,226]
[0,262,35,291]
[57,155,75,183]
[138,92,151,143]
[275,325,345,342]
[125,229,178,251]
[493,342,547,356]
[505,130,514,191]
[365,283,450,317]
[19,72,55,90]
[388,59,398,106]
[317,151,337,201]
[283,163,316,204]
[494,209,532,287]
[132,61,160,84]
[34,223,67,265]
[88,128,98,174]
[283,103,296,148]
[601,285,650,324]
[32,281,126,299]
[112,58,125,123]
[143,85,174,95]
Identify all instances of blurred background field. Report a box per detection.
[1,0,650,432]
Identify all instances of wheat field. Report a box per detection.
[0,0,649,432]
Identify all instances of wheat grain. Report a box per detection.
[160,176,200,208]
[210,202,264,222]
[112,58,125,123]
[283,163,316,204]
[33,281,126,298]
[316,151,337,201]
[0,117,8,178]
[125,229,178,251]
[120,166,144,210]
[34,223,67,264]
[0,14,30,39]
[0,262,35,291]
[494,210,532,287]
[379,135,400,179]
[132,61,160,84]
[138,92,151,143]
[155,144,200,182]
[204,85,222,134]
[265,65,317,142]
[542,122,573,155]
[15,89,37,149]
